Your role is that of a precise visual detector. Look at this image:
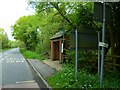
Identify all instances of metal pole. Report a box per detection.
[98,31,101,75]
[75,29,78,81]
[100,2,106,87]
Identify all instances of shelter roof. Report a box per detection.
[50,31,64,40]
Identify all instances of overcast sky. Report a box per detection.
[0,0,34,40]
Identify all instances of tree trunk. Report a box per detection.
[108,24,116,71]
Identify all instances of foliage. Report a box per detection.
[108,2,120,55]
[36,10,64,51]
[13,2,96,55]
[47,63,120,88]
[20,48,45,60]
[0,28,22,50]
[0,28,3,50]
[0,28,9,49]
[12,15,40,51]
[97,2,120,71]
[12,11,62,53]
[66,50,97,63]
[7,40,21,48]
[65,50,98,74]
[29,2,94,30]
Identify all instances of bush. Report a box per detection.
[65,50,98,73]
[66,50,97,63]
[47,63,99,88]
[47,63,120,88]
[35,43,45,54]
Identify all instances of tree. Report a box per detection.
[29,2,94,30]
[12,15,40,51]
[36,9,65,52]
[107,2,120,71]
[0,28,4,50]
[0,28,9,49]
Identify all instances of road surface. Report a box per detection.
[0,48,47,89]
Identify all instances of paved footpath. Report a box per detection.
[28,59,56,89]
[43,59,62,71]
[28,59,56,78]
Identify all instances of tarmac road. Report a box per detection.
[0,48,47,89]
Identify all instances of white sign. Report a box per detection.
[61,43,63,53]
[99,42,108,48]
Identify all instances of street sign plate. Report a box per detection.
[99,42,108,48]
[93,2,111,22]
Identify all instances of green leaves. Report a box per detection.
[20,48,45,60]
[47,63,120,88]
[12,15,40,50]
[0,28,9,49]
[33,2,94,30]
[47,63,99,88]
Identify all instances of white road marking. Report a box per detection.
[2,55,9,61]
[16,61,20,63]
[6,60,25,63]
[16,80,35,84]
[7,60,14,63]
[21,60,24,62]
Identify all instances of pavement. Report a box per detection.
[27,59,62,88]
[43,59,62,71]
[28,59,56,78]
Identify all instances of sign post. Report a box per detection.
[100,2,106,87]
[75,29,78,81]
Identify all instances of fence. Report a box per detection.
[105,55,120,73]
[77,54,120,75]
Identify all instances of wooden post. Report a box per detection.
[59,40,62,64]
[51,41,54,61]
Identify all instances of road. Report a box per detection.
[0,48,47,89]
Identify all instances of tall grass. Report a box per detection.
[20,48,45,60]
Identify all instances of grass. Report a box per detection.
[0,48,12,52]
[47,63,120,89]
[20,48,45,60]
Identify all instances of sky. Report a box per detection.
[0,0,34,40]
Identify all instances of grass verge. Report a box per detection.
[20,48,45,60]
[0,48,12,52]
[47,63,120,88]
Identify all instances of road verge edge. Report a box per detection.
[27,59,52,89]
